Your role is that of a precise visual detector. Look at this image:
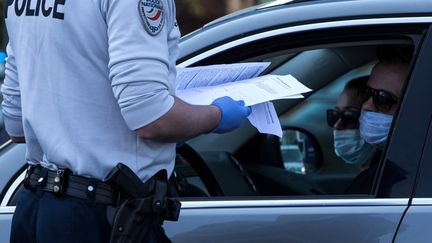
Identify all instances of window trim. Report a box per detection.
[0,140,12,151]
[0,198,410,214]
[180,198,409,209]
[411,198,432,205]
[179,17,432,67]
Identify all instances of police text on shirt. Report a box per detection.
[6,0,66,20]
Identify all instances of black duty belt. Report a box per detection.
[24,165,122,206]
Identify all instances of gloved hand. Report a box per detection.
[211,96,252,134]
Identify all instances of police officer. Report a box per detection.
[1,0,251,242]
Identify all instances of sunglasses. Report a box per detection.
[326,109,360,129]
[358,86,398,111]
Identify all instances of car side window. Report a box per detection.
[177,39,417,199]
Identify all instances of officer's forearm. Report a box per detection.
[136,96,220,143]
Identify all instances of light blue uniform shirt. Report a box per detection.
[1,0,180,181]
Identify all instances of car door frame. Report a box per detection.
[391,24,432,242]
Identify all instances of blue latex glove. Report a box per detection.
[211,96,252,134]
[0,52,6,63]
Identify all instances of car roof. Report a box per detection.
[178,0,432,62]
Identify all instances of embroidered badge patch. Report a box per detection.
[139,0,164,36]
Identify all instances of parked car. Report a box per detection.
[2,0,432,242]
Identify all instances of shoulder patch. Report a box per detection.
[138,0,165,36]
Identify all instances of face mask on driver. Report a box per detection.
[359,111,393,149]
[333,129,375,165]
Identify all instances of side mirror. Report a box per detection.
[280,128,321,175]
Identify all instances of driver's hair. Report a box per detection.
[376,44,414,65]
[344,76,368,105]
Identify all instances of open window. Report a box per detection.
[174,25,421,200]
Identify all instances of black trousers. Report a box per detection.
[10,188,170,243]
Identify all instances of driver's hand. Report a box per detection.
[211,96,251,134]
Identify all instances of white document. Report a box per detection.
[175,63,312,136]
[176,74,311,106]
[176,62,270,90]
[248,102,283,138]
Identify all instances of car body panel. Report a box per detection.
[164,199,407,243]
[393,199,432,243]
[0,143,25,197]
[0,208,13,243]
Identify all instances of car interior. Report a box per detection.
[173,39,416,199]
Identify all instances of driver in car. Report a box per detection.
[345,44,413,194]
[359,45,412,148]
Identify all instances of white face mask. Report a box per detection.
[333,129,375,165]
[359,111,393,149]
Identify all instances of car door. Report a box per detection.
[162,19,432,242]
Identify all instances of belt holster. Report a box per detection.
[23,165,36,189]
[107,163,181,243]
